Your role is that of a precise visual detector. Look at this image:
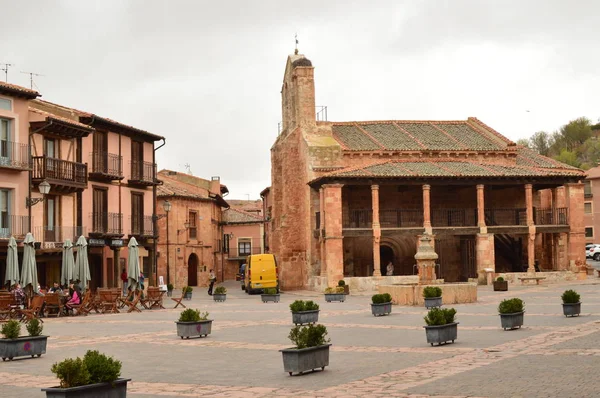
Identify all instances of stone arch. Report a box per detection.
[187,253,199,286]
[381,236,417,275]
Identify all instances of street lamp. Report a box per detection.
[26,180,50,208]
[163,200,171,285]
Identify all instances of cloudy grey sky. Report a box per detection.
[2,1,599,199]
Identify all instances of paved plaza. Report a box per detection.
[1,278,600,397]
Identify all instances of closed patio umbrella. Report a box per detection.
[4,236,19,288]
[74,235,90,291]
[61,239,75,287]
[127,237,140,292]
[21,232,39,294]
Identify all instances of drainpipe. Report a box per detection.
[28,120,54,233]
[153,138,166,286]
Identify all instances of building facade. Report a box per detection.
[156,170,229,288]
[222,202,264,280]
[270,54,586,290]
[0,81,164,290]
[584,167,600,243]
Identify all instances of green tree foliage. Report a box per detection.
[528,131,553,156]
[516,138,530,148]
[554,149,580,168]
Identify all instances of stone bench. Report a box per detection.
[518,276,547,285]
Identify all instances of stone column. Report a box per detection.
[525,184,536,273]
[415,234,438,283]
[423,184,432,234]
[476,234,495,284]
[319,187,326,277]
[553,187,569,271]
[476,184,487,233]
[372,185,382,277]
[323,184,344,286]
[565,183,585,272]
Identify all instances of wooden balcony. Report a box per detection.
[88,151,123,181]
[0,141,30,171]
[32,156,87,193]
[128,160,157,186]
[89,212,123,237]
[0,215,30,239]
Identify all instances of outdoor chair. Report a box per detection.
[171,289,187,309]
[68,290,91,316]
[124,290,142,313]
[0,296,12,321]
[44,293,63,318]
[17,295,45,323]
[99,290,120,314]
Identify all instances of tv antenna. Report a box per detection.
[0,63,13,82]
[294,33,299,55]
[184,163,192,175]
[20,71,45,90]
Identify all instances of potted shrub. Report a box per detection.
[324,287,345,302]
[561,289,581,317]
[183,286,193,300]
[167,283,174,297]
[493,276,508,291]
[338,279,349,295]
[290,300,319,325]
[41,350,130,397]
[371,293,393,316]
[422,286,442,309]
[0,319,48,361]
[498,298,525,330]
[175,308,212,339]
[261,287,280,303]
[423,307,458,346]
[280,324,331,376]
[213,286,227,302]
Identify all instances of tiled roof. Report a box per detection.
[0,81,40,99]
[157,175,209,199]
[515,147,580,170]
[331,120,507,152]
[322,159,583,180]
[29,108,94,131]
[222,208,263,223]
[586,166,600,179]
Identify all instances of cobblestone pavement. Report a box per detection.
[1,279,600,397]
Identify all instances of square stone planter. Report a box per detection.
[343,285,349,295]
[424,297,442,309]
[562,302,581,317]
[213,294,227,302]
[261,294,280,303]
[0,335,48,361]
[499,311,524,330]
[371,302,392,316]
[176,320,213,339]
[42,378,130,398]
[291,310,319,325]
[423,322,458,346]
[493,281,508,291]
[280,344,331,376]
[184,292,192,300]
[324,293,345,302]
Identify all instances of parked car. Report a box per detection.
[244,254,279,294]
[586,244,600,260]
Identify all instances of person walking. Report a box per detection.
[120,268,128,296]
[139,271,145,299]
[208,269,216,295]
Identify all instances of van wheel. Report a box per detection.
[241,285,245,291]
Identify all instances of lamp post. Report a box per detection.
[25,180,50,208]
[163,200,172,285]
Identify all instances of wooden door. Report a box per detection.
[131,141,143,179]
[93,131,107,173]
[44,195,57,242]
[131,192,143,234]
[93,188,108,233]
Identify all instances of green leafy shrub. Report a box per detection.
[214,286,227,295]
[183,286,193,293]
[263,287,277,295]
[422,286,442,298]
[498,298,524,314]
[424,308,457,326]
[289,300,319,312]
[1,319,20,339]
[372,293,392,304]
[337,280,346,287]
[178,308,208,322]
[26,318,43,336]
[561,289,581,304]
[288,324,330,349]
[496,276,505,282]
[324,286,345,294]
[51,357,90,388]
[167,283,174,291]
[83,350,122,384]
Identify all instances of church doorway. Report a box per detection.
[380,245,395,275]
[187,254,199,286]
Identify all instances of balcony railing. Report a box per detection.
[90,151,123,179]
[0,215,30,239]
[226,246,263,258]
[129,160,156,185]
[0,141,30,170]
[343,209,373,228]
[432,209,477,227]
[380,209,424,228]
[485,208,527,226]
[535,207,568,225]
[32,156,87,186]
[89,212,123,236]
[130,215,154,237]
[34,226,86,244]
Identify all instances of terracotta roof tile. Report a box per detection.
[29,108,94,130]
[0,81,40,99]
[361,123,422,150]
[434,123,502,150]
[332,124,380,151]
[157,175,209,199]
[222,208,263,223]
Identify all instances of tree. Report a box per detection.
[555,117,592,152]
[528,131,552,156]
[553,149,580,168]
[516,138,530,148]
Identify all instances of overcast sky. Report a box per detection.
[2,1,599,199]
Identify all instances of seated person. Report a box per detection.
[65,282,81,313]
[48,282,63,294]
[12,283,26,307]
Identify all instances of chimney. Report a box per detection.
[210,176,220,195]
